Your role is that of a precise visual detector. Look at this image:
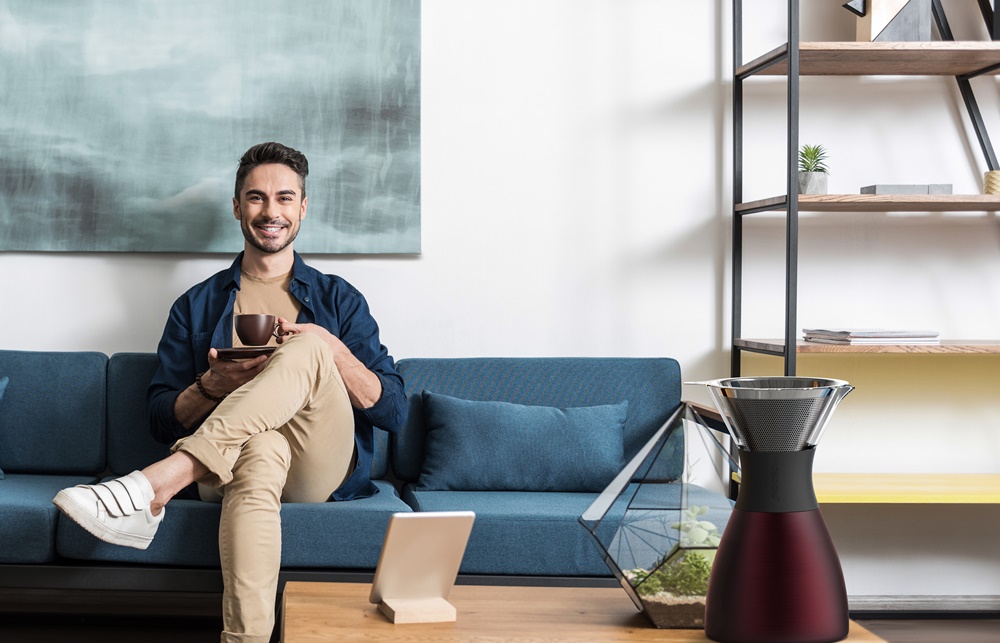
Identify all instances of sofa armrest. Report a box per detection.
[686,401,727,433]
[685,401,741,501]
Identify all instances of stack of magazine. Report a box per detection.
[802,328,940,345]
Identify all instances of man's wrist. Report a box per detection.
[195,372,227,403]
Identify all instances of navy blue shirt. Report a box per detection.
[146,252,406,501]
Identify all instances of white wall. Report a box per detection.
[1,0,998,599]
[0,1,728,373]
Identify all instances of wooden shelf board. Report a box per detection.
[737,194,1000,213]
[740,41,1000,77]
[814,473,1000,504]
[736,339,1000,354]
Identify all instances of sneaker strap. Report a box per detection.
[90,483,128,518]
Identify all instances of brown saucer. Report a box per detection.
[216,346,276,360]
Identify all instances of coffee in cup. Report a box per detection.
[234,314,281,346]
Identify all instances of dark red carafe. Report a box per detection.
[694,377,853,643]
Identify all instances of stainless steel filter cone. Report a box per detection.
[692,377,853,452]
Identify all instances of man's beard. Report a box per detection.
[241,216,299,254]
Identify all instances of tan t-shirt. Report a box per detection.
[233,270,303,347]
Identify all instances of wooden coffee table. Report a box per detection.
[281,582,885,642]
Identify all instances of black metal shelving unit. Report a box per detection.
[730,0,1000,377]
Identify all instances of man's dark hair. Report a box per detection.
[234,142,309,199]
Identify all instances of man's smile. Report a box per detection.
[254,221,289,237]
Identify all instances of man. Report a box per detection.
[54,142,407,642]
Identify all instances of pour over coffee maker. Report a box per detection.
[694,377,853,643]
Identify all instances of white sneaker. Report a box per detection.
[53,470,164,550]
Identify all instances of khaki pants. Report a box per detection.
[171,333,356,643]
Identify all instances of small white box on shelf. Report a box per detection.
[860,184,952,195]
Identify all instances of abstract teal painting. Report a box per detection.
[0,0,420,254]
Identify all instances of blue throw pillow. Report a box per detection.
[0,375,7,478]
[417,391,628,492]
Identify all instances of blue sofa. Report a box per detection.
[0,350,682,596]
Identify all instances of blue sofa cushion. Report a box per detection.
[107,353,172,475]
[402,485,623,576]
[280,481,413,568]
[393,358,682,483]
[0,350,107,474]
[418,392,627,492]
[56,479,411,568]
[0,474,98,563]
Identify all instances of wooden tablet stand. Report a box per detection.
[377,596,457,624]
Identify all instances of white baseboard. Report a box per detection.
[849,595,1000,612]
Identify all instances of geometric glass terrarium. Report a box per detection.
[579,403,739,629]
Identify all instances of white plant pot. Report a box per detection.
[797,172,828,195]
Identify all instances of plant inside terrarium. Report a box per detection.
[632,549,714,597]
[673,505,722,548]
[630,506,721,597]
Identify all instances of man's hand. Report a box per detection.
[199,349,270,398]
[275,317,383,409]
[276,319,351,358]
[173,350,269,430]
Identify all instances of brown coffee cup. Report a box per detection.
[235,314,281,346]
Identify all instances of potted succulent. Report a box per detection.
[798,143,829,195]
